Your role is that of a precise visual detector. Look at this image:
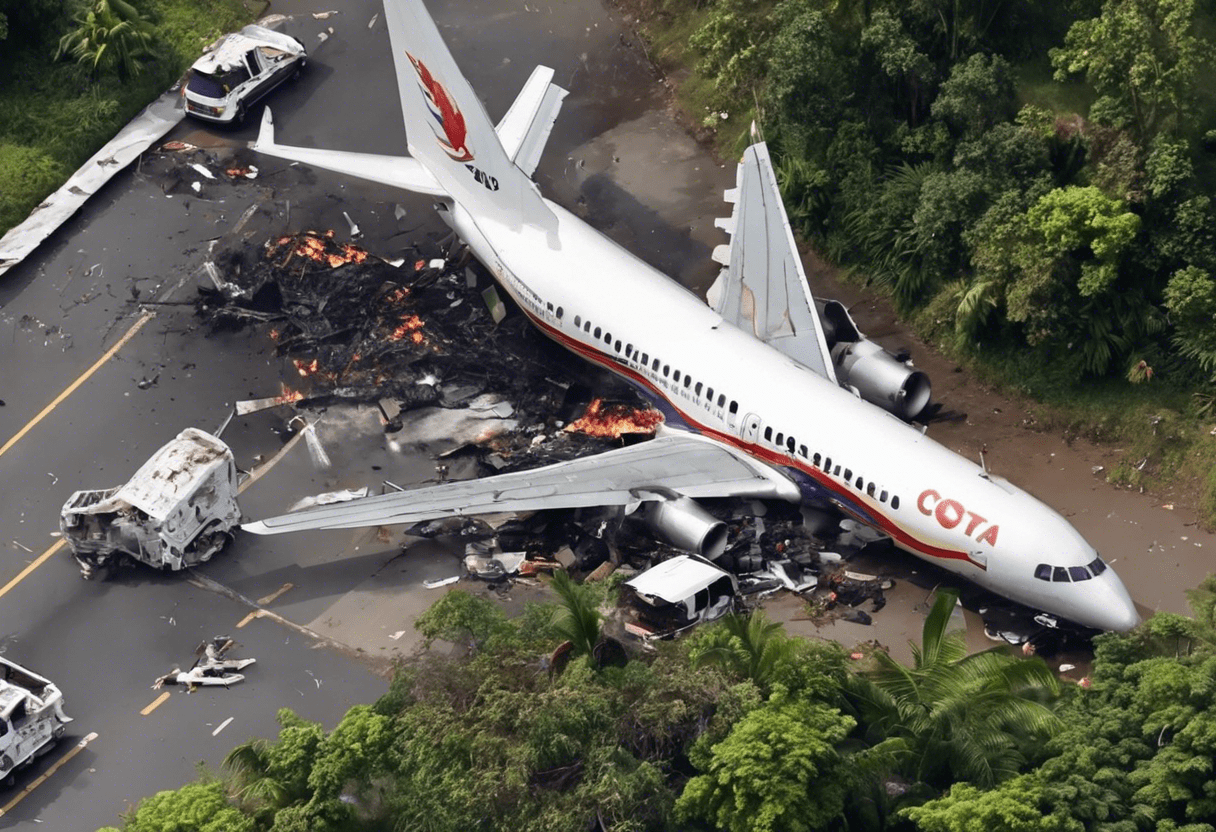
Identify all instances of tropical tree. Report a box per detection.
[846,590,1061,789]
[549,569,603,665]
[56,0,154,81]
[690,611,801,694]
[222,709,324,822]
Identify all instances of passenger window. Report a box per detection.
[546,302,553,312]
[834,465,841,476]
[776,432,784,446]
[594,326,601,338]
[604,332,612,344]
[673,370,681,382]
[891,495,900,509]
[684,376,692,388]
[695,382,702,395]
[729,401,738,414]
[856,477,864,489]
[718,394,726,407]
[625,345,633,358]
[584,321,591,332]
[787,437,796,453]
[800,444,807,458]
[614,340,621,352]
[652,359,659,371]
[1034,564,1051,581]
[556,307,563,319]
[824,457,832,472]
[764,427,773,441]
[844,468,852,480]
[879,489,888,502]
[663,365,670,377]
[1052,566,1070,582]
[1089,556,1107,576]
[867,483,875,497]
[574,315,581,327]
[642,353,649,365]
[1068,566,1092,581]
[813,453,821,467]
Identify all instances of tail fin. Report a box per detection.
[385,0,554,231]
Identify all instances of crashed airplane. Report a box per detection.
[244,0,1139,632]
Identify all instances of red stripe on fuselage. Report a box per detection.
[512,304,982,570]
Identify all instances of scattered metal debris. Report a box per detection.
[153,636,255,690]
[60,428,241,578]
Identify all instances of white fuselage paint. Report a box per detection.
[440,198,1139,633]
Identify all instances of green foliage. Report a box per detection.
[112,779,256,832]
[931,53,1017,140]
[1164,265,1216,374]
[847,590,1061,789]
[676,685,856,832]
[860,9,935,126]
[903,776,1084,831]
[0,143,66,232]
[57,0,155,81]
[549,569,604,664]
[413,588,510,648]
[1050,0,1215,137]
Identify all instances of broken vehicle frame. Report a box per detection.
[0,656,72,785]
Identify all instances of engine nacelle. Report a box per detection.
[639,497,728,560]
[832,338,931,422]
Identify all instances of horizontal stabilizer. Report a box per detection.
[252,108,447,197]
[496,66,569,178]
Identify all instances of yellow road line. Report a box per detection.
[235,610,263,629]
[0,731,99,818]
[256,582,294,605]
[141,692,171,715]
[0,540,65,602]
[0,310,155,460]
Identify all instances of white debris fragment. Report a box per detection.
[368,12,379,27]
[317,32,329,43]
[299,421,332,470]
[387,257,405,267]
[289,487,370,512]
[428,258,445,269]
[394,203,407,220]
[313,10,338,18]
[1059,663,1076,672]
[423,576,459,589]
[189,163,215,180]
[342,210,361,238]
[191,181,202,193]
[389,629,408,640]
[212,717,234,736]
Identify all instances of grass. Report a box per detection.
[0,0,258,238]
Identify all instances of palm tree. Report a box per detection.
[56,0,154,81]
[692,611,797,693]
[846,590,1060,789]
[550,570,603,665]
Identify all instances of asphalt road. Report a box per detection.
[0,0,735,826]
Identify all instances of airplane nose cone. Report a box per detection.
[1079,572,1140,632]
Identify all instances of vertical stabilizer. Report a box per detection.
[384,0,554,232]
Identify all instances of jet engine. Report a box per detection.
[817,299,932,422]
[639,496,728,560]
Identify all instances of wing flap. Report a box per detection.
[707,143,837,383]
[243,431,798,535]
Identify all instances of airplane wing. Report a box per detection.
[242,430,799,535]
[706,143,837,384]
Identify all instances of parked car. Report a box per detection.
[183,25,306,125]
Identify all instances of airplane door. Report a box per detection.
[740,413,762,444]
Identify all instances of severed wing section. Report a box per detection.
[707,143,836,383]
[242,430,799,535]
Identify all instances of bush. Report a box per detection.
[0,143,67,232]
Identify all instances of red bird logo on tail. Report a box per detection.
[407,52,474,163]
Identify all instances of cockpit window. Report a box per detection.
[1052,566,1069,582]
[1034,564,1051,581]
[1088,556,1107,576]
[1068,566,1091,582]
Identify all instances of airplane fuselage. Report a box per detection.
[440,197,1139,633]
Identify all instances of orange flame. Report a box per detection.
[390,314,425,342]
[564,398,663,438]
[294,358,319,377]
[270,231,369,268]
